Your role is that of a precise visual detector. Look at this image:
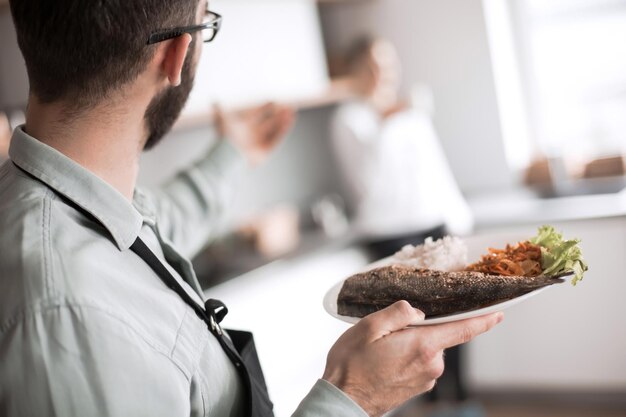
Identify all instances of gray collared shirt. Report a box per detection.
[0,127,366,417]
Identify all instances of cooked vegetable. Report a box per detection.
[465,226,587,285]
[466,241,543,277]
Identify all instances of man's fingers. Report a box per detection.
[360,301,426,339]
[427,312,504,350]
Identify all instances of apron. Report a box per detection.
[8,163,272,415]
[131,238,274,417]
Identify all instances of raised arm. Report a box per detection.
[144,138,246,259]
[144,103,294,259]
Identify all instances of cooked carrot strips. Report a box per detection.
[466,241,543,277]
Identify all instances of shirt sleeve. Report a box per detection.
[0,304,191,417]
[291,379,369,417]
[143,139,246,259]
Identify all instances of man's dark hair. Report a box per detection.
[10,0,198,110]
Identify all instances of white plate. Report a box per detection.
[322,252,572,326]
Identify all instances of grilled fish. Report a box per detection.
[337,264,566,318]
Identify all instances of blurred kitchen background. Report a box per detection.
[1,0,625,416]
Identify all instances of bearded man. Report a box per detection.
[0,1,502,416]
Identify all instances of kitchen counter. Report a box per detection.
[469,186,626,230]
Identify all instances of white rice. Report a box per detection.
[391,236,468,272]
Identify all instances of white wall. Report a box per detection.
[184,0,329,112]
[320,0,513,193]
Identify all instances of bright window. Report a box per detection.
[487,0,626,169]
[523,0,626,159]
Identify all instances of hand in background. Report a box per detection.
[0,112,11,158]
[322,301,503,417]
[215,103,295,166]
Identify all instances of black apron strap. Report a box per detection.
[130,237,274,417]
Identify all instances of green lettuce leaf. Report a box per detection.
[530,225,588,285]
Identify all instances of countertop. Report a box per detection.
[468,186,626,229]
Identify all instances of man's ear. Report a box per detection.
[161,33,193,87]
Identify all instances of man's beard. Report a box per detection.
[143,50,196,151]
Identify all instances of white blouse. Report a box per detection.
[330,101,474,239]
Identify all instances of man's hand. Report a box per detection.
[0,112,11,158]
[215,103,295,166]
[323,301,503,417]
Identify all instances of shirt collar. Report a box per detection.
[9,126,143,250]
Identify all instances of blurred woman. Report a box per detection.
[330,37,473,257]
[330,37,476,410]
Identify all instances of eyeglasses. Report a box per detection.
[147,10,222,45]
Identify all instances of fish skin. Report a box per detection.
[337,264,565,318]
